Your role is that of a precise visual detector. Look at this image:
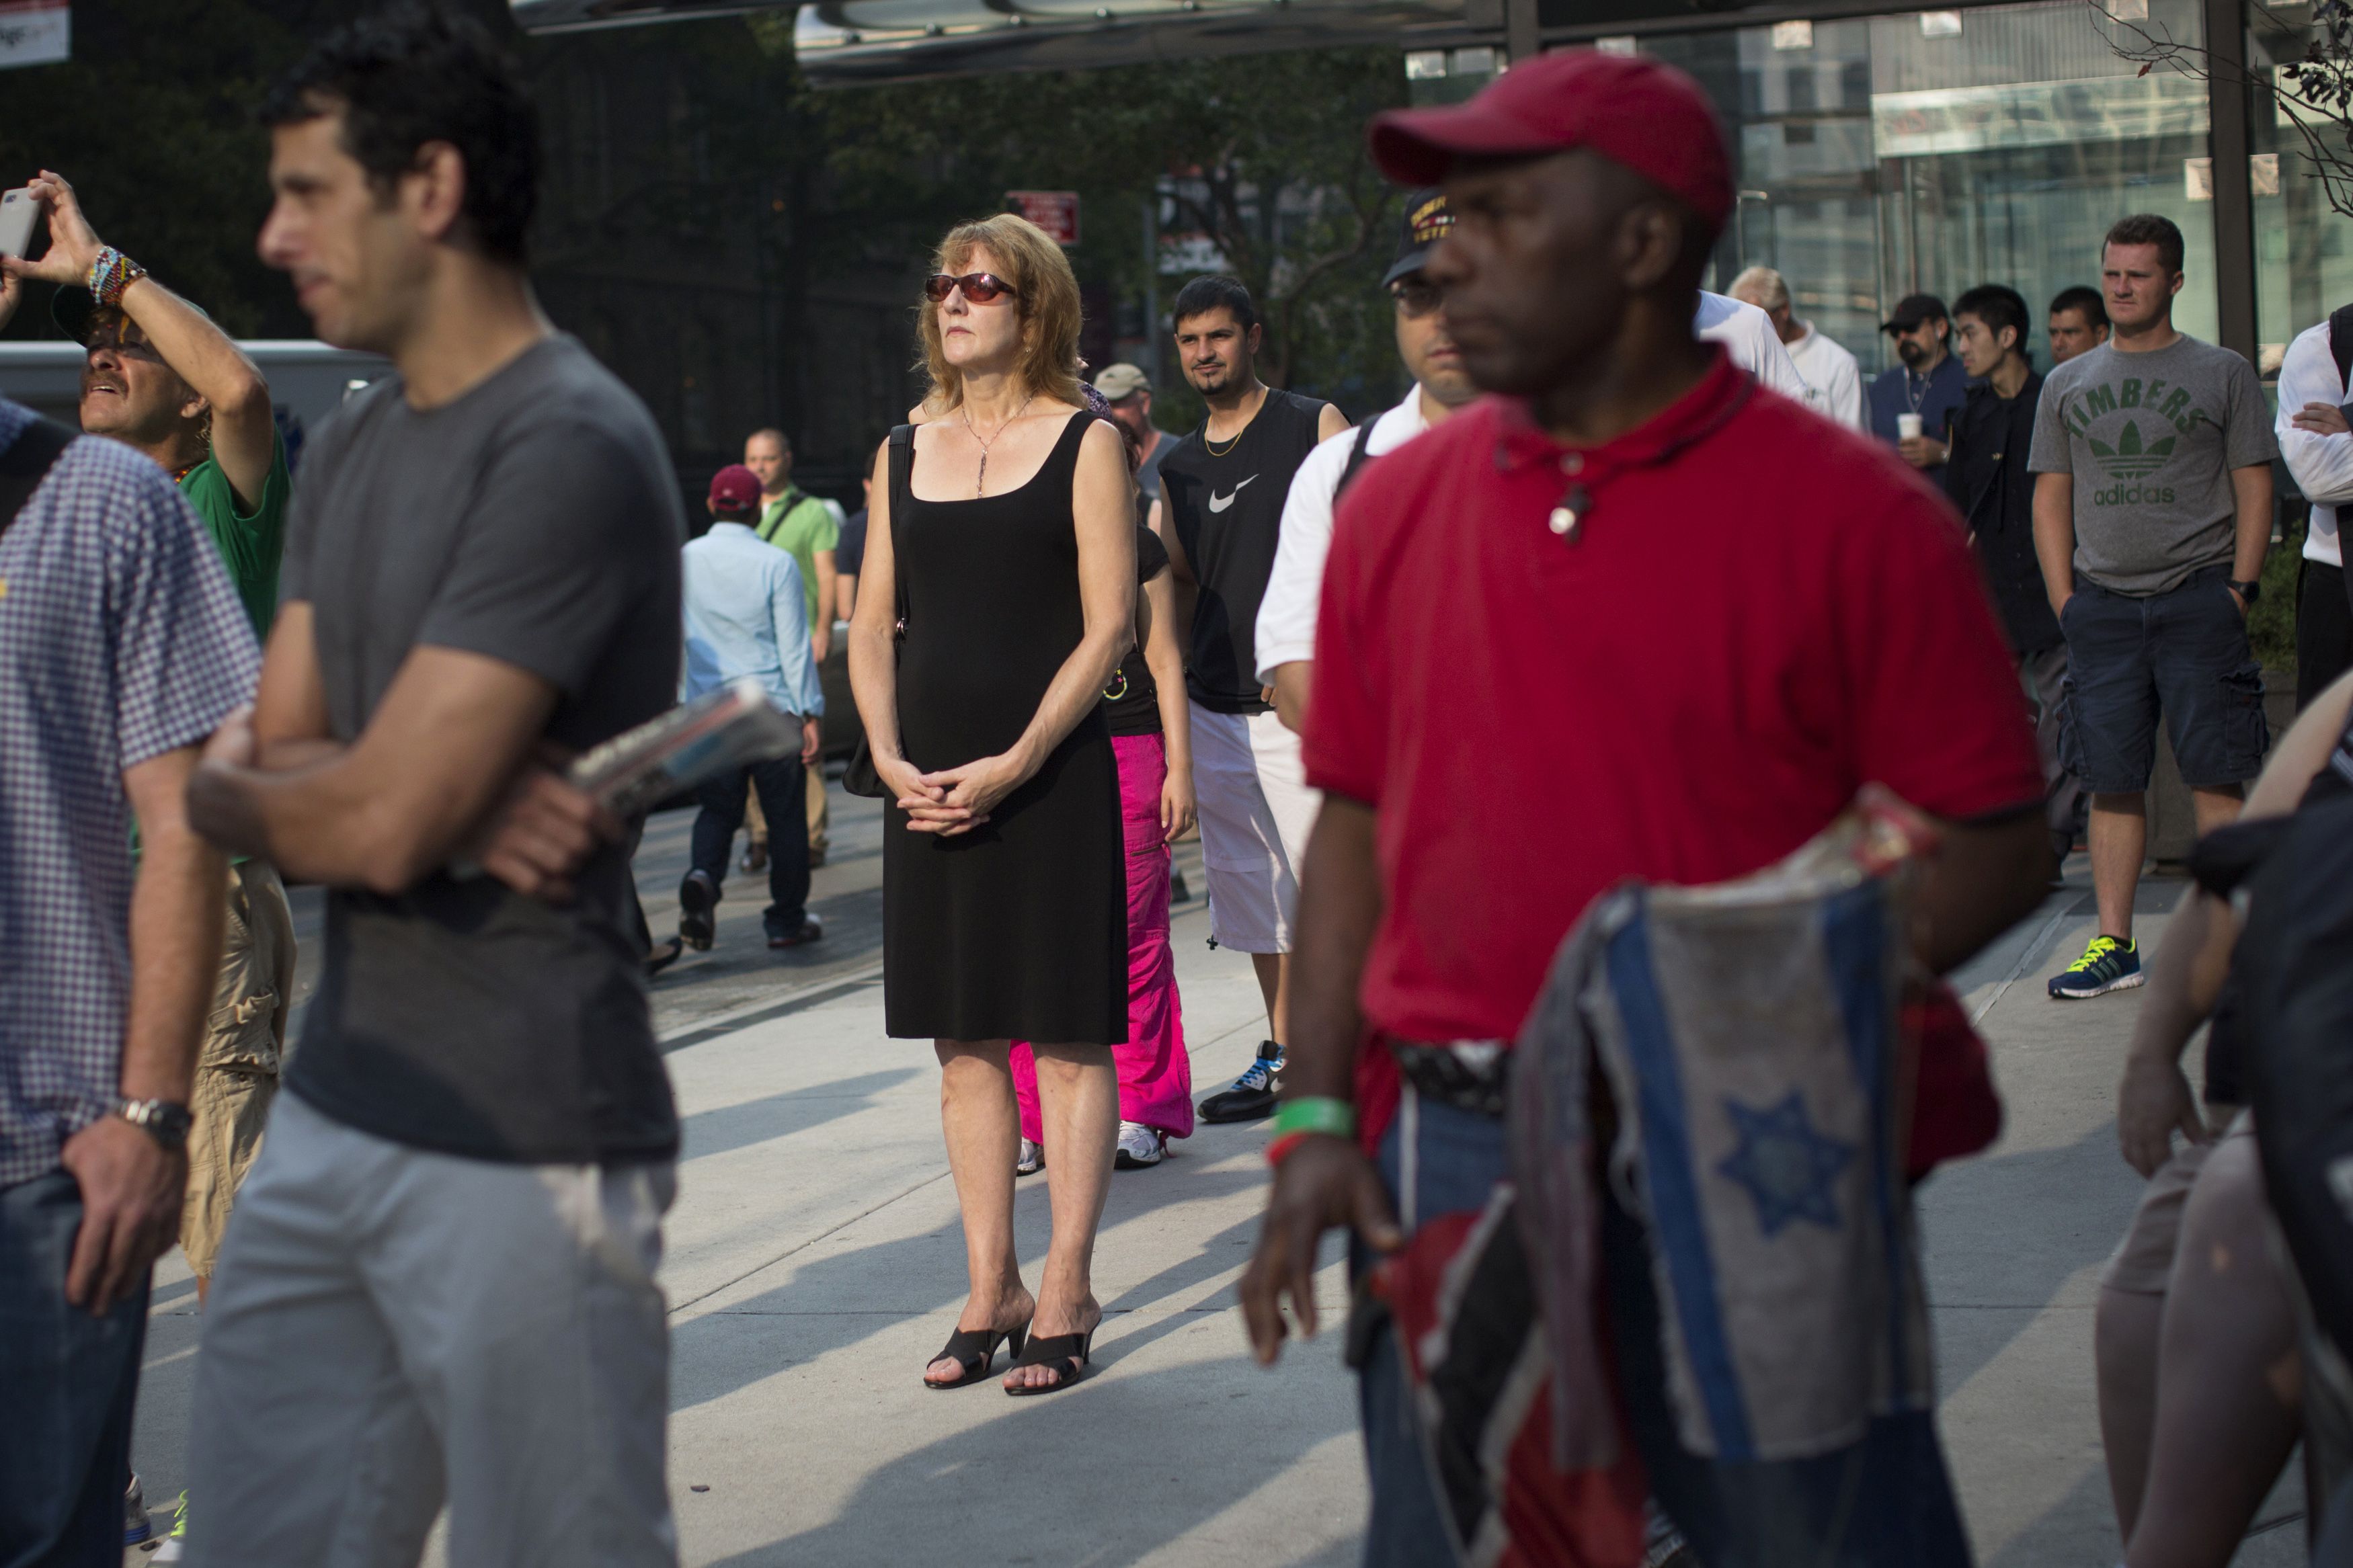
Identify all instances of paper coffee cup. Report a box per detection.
[1897,413,1924,440]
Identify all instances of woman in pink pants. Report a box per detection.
[1012,520,1195,1169]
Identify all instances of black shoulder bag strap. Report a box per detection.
[1333,418,1379,503]
[2329,304,2353,402]
[0,416,75,540]
[841,425,916,800]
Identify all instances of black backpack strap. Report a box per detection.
[1333,419,1378,503]
[0,416,75,539]
[887,425,915,629]
[2330,304,2353,397]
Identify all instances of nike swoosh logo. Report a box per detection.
[1207,474,1259,513]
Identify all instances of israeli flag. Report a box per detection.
[1515,812,1937,1465]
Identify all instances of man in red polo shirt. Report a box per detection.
[1237,50,2050,1568]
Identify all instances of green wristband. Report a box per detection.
[1272,1096,1357,1141]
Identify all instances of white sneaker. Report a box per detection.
[1113,1121,1166,1170]
[1015,1139,1044,1177]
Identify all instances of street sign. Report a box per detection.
[0,0,68,69]
[1006,190,1080,247]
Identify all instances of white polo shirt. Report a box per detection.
[2277,319,2351,569]
[1254,388,1433,686]
[1695,291,1812,405]
[1784,322,1866,431]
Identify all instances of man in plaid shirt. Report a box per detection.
[0,397,260,1563]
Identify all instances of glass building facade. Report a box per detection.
[1572,1,2241,377]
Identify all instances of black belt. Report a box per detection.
[1388,1038,1510,1119]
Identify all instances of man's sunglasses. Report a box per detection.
[1389,278,1442,319]
[925,272,1020,304]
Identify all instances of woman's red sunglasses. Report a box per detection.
[925,272,1020,304]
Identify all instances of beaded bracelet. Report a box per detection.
[86,246,147,310]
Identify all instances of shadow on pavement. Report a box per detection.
[691,1357,1359,1568]
[680,1069,920,1162]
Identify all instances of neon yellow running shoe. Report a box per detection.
[2049,934,2144,999]
[152,1490,188,1562]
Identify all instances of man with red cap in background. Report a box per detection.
[1236,49,2052,1567]
[676,463,826,956]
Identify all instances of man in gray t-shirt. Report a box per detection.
[2027,212,2276,1003]
[180,15,686,1562]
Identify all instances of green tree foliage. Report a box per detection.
[3,4,1410,438]
[787,37,1414,419]
[0,0,319,339]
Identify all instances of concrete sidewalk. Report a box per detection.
[120,788,2308,1565]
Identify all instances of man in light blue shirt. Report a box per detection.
[679,464,826,952]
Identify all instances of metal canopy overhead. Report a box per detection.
[511,0,1492,83]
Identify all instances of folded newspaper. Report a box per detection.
[569,677,802,817]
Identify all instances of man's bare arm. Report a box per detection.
[1271,661,1311,735]
[811,548,838,661]
[2229,464,2273,601]
[63,743,224,1312]
[188,645,571,895]
[1914,808,2054,977]
[2032,470,2077,618]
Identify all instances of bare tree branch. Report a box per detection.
[2089,0,2353,216]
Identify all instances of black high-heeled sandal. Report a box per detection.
[922,1320,1029,1391]
[1002,1325,1096,1397]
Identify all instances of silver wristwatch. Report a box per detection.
[114,1097,193,1151]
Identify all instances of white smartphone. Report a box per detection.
[0,188,41,261]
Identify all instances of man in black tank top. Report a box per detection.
[1155,276,1350,1123]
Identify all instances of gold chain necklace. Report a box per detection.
[1203,390,1263,457]
[963,394,1036,495]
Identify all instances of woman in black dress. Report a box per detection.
[849,214,1135,1396]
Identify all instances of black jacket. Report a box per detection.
[1944,370,2057,657]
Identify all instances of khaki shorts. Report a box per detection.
[2102,1108,2254,1297]
[181,860,296,1280]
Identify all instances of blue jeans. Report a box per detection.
[0,1171,149,1568]
[1355,1090,1971,1568]
[1355,1092,1512,1568]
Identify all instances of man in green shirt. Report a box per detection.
[744,427,840,866]
[3,169,292,1377]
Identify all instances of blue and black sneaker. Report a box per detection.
[124,1474,151,1547]
[2048,934,2144,999]
[1198,1040,1283,1124]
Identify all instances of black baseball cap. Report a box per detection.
[50,285,212,346]
[1882,293,1949,333]
[1383,189,1454,288]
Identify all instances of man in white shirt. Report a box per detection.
[2277,310,2353,709]
[1728,265,1864,429]
[1693,288,1812,402]
[1257,191,1482,736]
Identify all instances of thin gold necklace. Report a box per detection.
[1203,390,1262,457]
[963,394,1035,495]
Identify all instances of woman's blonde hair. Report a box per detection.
[916,213,1085,413]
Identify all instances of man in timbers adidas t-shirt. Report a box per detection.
[2028,212,2276,1003]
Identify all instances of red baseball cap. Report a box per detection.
[1367,50,1734,230]
[708,464,763,515]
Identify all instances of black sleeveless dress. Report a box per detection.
[883,412,1127,1044]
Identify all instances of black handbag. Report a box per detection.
[840,423,915,799]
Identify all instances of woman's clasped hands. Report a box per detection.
[886,750,1033,836]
